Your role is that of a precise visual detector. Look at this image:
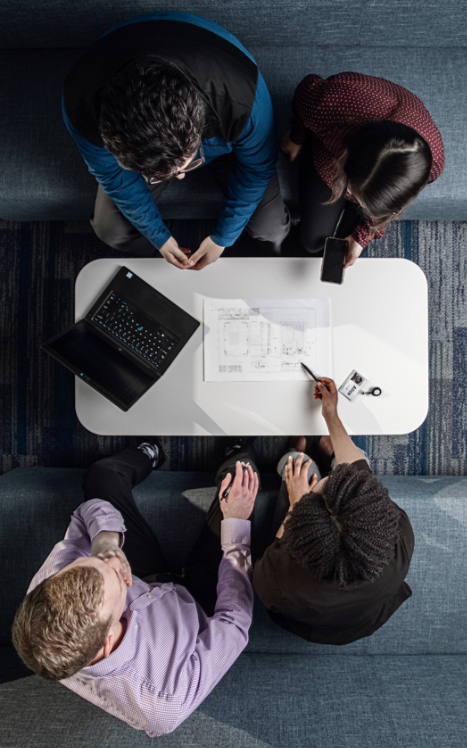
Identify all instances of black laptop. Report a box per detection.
[42,266,200,411]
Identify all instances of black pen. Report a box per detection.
[301,362,320,381]
[221,463,249,499]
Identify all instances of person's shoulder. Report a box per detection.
[347,459,373,473]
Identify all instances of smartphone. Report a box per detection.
[320,237,347,284]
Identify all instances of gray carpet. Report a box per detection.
[0,218,465,475]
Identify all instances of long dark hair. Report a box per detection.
[327,120,433,233]
[99,58,206,181]
[282,464,400,587]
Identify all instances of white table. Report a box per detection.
[75,258,428,436]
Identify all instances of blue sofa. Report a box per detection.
[1,467,466,747]
[0,0,465,223]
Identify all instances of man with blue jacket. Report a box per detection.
[63,12,289,269]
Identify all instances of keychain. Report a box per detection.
[362,386,382,397]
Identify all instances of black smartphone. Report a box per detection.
[320,237,347,284]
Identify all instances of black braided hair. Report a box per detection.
[281,463,400,587]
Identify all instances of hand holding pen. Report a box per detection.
[218,460,258,520]
[301,362,332,396]
[301,363,338,415]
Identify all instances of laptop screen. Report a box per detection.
[46,321,156,409]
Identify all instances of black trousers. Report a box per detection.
[91,154,290,255]
[298,137,360,253]
[82,445,260,616]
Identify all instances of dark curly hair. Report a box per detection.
[99,57,206,181]
[282,464,400,587]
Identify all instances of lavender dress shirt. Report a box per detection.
[27,499,253,736]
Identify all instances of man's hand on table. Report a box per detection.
[91,531,133,587]
[159,236,192,269]
[188,236,225,270]
[219,461,258,520]
[159,236,225,271]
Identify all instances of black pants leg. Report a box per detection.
[207,154,290,245]
[90,180,172,256]
[82,447,170,579]
[298,138,360,253]
[182,445,260,616]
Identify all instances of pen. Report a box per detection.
[221,463,249,499]
[301,362,320,381]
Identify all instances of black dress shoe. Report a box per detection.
[224,436,257,458]
[137,438,166,469]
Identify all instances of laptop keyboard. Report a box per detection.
[93,293,178,367]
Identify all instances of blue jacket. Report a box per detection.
[62,12,278,249]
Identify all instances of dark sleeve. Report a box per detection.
[348,459,373,473]
[252,546,286,614]
[394,507,415,564]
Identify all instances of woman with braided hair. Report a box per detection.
[253,378,414,644]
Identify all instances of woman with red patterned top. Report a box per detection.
[281,72,444,266]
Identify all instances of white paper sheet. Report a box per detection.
[204,298,332,381]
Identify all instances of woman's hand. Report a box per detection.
[344,236,364,267]
[280,131,303,162]
[284,452,318,509]
[314,377,339,421]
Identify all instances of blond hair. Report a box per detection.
[12,566,112,680]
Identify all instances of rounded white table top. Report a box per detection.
[75,257,428,436]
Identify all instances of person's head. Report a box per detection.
[12,555,127,680]
[328,120,433,232]
[282,464,400,587]
[98,57,206,182]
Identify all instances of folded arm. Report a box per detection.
[27,499,127,593]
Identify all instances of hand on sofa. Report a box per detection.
[280,130,303,162]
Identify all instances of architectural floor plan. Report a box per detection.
[204,298,332,381]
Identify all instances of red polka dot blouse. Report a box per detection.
[289,72,445,248]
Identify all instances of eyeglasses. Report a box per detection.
[144,144,205,185]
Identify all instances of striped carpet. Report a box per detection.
[0,218,466,476]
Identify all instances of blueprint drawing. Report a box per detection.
[204,298,332,382]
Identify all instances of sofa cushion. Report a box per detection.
[0,655,465,747]
[0,45,464,221]
[1,0,466,49]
